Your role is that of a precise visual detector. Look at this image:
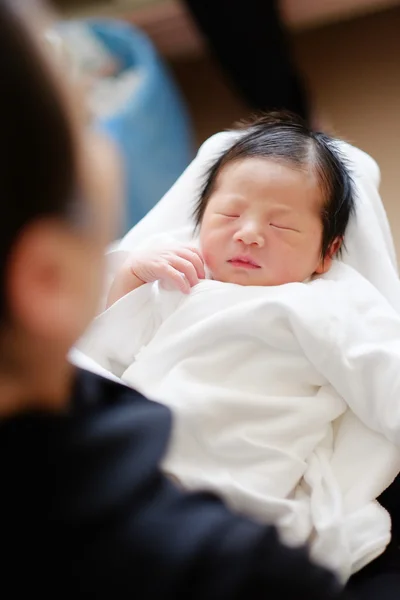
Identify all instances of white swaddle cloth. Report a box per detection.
[74,131,400,582]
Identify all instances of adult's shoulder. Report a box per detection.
[72,366,169,419]
[29,368,173,524]
[70,367,172,459]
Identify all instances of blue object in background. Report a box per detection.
[88,20,194,233]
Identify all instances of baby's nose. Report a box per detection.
[234,226,264,247]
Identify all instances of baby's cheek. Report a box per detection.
[199,242,222,281]
[269,249,307,284]
[200,247,213,268]
[199,234,215,266]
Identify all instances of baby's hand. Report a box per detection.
[107,246,205,308]
[131,246,205,293]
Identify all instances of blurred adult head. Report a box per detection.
[0,0,122,413]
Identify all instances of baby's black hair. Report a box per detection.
[194,112,355,259]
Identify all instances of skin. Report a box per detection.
[200,158,340,286]
[0,3,121,416]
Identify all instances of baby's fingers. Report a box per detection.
[175,247,205,280]
[168,256,199,288]
[162,265,191,293]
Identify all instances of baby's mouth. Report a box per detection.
[228,256,261,269]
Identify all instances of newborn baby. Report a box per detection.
[107,113,350,302]
[80,113,400,579]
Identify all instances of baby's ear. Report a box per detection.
[315,237,343,275]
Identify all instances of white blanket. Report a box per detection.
[74,131,400,582]
[79,258,400,581]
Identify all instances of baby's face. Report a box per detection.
[200,158,331,286]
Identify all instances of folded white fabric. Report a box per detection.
[79,259,400,581]
[74,132,400,581]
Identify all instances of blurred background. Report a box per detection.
[53,0,400,253]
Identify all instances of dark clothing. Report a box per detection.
[379,471,400,541]
[0,368,348,599]
[351,575,400,600]
[182,0,310,121]
[349,480,400,598]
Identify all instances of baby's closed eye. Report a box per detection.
[217,212,240,219]
[270,223,300,233]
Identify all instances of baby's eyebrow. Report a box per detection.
[219,195,247,206]
[268,205,294,216]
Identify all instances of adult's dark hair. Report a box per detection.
[0,0,77,318]
[195,112,355,259]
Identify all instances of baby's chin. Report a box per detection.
[209,265,304,287]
